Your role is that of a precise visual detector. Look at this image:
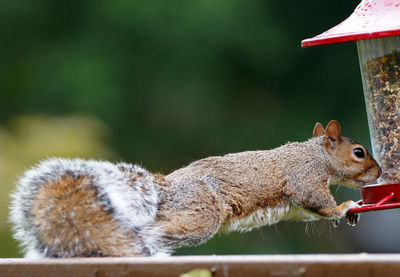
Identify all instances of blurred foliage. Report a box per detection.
[1,0,398,257]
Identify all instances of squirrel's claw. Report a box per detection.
[346,213,359,226]
[331,219,339,228]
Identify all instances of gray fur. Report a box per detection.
[9,158,163,257]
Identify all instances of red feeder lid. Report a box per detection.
[302,0,400,47]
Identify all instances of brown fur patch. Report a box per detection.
[153,173,169,187]
[32,173,138,257]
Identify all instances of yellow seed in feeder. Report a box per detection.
[381,56,389,63]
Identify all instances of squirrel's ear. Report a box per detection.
[325,120,342,141]
[324,120,343,152]
[313,122,325,137]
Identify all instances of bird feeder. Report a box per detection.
[302,0,400,213]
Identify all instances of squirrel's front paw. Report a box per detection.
[329,200,361,227]
[343,200,361,226]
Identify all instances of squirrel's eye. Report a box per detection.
[353,147,365,159]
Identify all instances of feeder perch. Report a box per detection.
[302,0,400,214]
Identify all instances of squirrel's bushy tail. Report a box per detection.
[9,158,161,257]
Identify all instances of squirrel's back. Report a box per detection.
[9,158,163,258]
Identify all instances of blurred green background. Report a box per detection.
[1,0,399,257]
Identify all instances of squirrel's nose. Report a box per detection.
[370,164,382,179]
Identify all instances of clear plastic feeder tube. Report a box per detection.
[357,35,400,184]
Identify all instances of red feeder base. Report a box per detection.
[347,183,400,214]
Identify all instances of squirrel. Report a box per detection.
[9,120,381,258]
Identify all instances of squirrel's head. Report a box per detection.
[313,120,382,188]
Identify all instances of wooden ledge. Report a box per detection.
[2,254,400,277]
